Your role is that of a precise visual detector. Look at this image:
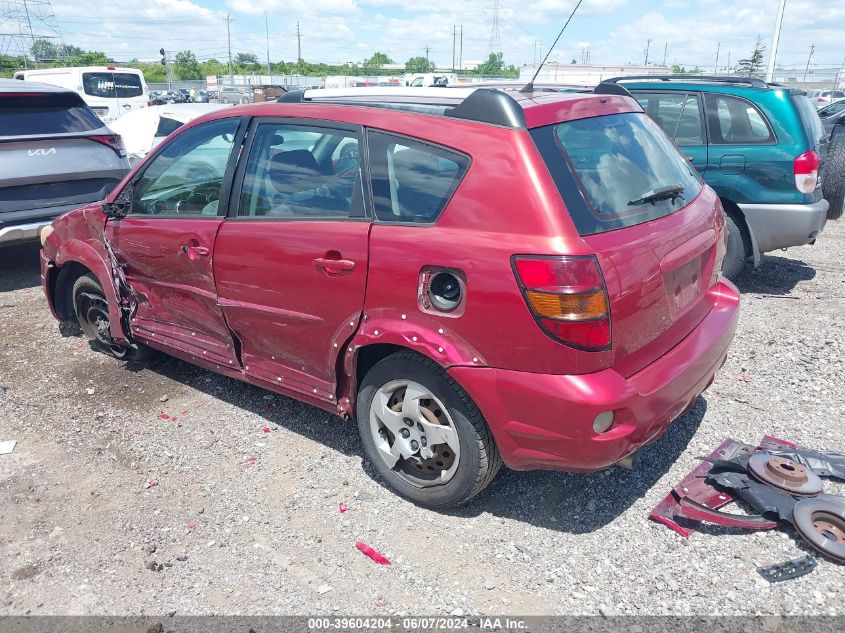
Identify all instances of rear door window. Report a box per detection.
[155,116,183,138]
[704,94,774,144]
[531,112,703,235]
[0,93,102,136]
[237,123,363,219]
[793,94,825,148]
[82,72,143,98]
[367,131,469,224]
[635,92,705,145]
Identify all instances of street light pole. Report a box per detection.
[765,0,786,83]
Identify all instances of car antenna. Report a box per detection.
[521,0,584,94]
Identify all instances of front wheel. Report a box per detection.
[356,351,501,508]
[72,274,152,361]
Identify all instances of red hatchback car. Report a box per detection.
[40,87,740,508]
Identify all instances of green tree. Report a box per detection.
[66,50,109,66]
[30,38,58,61]
[235,52,259,66]
[737,37,766,77]
[671,64,687,74]
[174,50,202,80]
[363,51,393,70]
[477,52,505,76]
[405,56,435,73]
[60,43,84,58]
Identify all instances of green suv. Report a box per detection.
[603,76,829,279]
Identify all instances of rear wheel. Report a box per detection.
[72,274,152,361]
[356,351,501,508]
[823,124,845,220]
[721,215,747,280]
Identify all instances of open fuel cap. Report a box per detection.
[748,452,823,497]
[792,496,845,564]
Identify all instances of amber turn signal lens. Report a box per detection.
[524,289,608,321]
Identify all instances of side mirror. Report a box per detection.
[103,184,133,219]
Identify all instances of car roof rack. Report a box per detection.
[602,75,769,89]
[277,87,528,129]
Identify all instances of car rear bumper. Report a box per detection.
[740,198,828,253]
[449,279,740,472]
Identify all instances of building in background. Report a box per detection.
[519,63,672,86]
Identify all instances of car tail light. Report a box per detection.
[794,150,820,194]
[512,255,611,351]
[90,134,126,158]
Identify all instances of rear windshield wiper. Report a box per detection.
[628,184,685,206]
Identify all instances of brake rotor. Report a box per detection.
[747,452,823,496]
[792,497,845,563]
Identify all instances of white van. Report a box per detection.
[13,66,149,123]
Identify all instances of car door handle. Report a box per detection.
[313,257,355,274]
[181,244,210,260]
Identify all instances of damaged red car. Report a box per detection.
[40,86,740,508]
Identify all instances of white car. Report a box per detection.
[14,66,149,123]
[809,89,845,109]
[109,103,229,165]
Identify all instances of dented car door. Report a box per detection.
[106,117,247,367]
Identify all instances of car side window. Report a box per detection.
[155,116,183,138]
[237,123,364,219]
[635,92,704,146]
[131,118,240,217]
[367,131,469,224]
[704,94,774,144]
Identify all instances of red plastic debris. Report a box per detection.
[187,521,197,530]
[157,412,170,420]
[339,503,348,513]
[262,427,271,434]
[144,479,158,489]
[734,373,752,383]
[261,402,271,411]
[239,456,258,468]
[355,541,390,565]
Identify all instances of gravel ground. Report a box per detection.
[1,221,843,617]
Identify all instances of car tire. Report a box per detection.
[720,215,747,280]
[72,274,154,361]
[356,351,501,509]
[823,124,845,220]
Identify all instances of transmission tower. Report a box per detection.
[488,0,502,54]
[1,0,65,65]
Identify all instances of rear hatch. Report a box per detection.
[0,91,128,222]
[532,111,723,377]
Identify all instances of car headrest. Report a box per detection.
[270,150,322,195]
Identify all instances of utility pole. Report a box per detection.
[662,41,668,67]
[296,21,302,70]
[803,43,815,81]
[264,10,271,78]
[644,39,651,66]
[425,44,431,67]
[226,13,233,89]
[765,0,786,82]
[459,26,463,71]
[714,42,720,74]
[834,57,845,90]
[533,40,542,66]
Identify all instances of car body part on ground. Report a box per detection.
[603,75,831,279]
[756,555,817,583]
[650,435,845,565]
[41,86,739,508]
[108,103,229,165]
[0,79,130,247]
[0,440,16,455]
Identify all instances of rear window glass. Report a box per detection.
[83,72,144,98]
[793,94,825,147]
[0,93,102,136]
[155,116,183,138]
[531,112,703,235]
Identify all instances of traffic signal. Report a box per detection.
[160,48,166,66]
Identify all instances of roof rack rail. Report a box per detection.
[275,87,527,129]
[602,75,769,89]
[593,82,634,98]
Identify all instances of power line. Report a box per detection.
[488,0,501,54]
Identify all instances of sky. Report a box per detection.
[13,0,845,71]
